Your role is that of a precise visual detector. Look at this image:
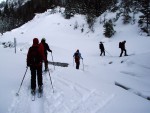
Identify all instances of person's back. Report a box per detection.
[99,42,105,56]
[27,38,47,95]
[40,38,52,71]
[27,46,42,66]
[41,38,52,55]
[43,42,49,54]
[73,49,83,69]
[119,40,128,57]
[99,43,104,51]
[74,52,80,63]
[121,41,125,49]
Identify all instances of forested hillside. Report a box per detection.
[0,0,150,36]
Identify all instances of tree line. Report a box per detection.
[0,0,149,36]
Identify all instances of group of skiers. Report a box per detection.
[27,38,84,95]
[26,38,127,95]
[99,40,128,57]
[27,38,52,95]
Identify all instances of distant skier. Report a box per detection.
[99,42,105,56]
[73,49,83,69]
[27,38,47,95]
[119,40,128,57]
[40,38,52,71]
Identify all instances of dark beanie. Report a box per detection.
[33,38,39,45]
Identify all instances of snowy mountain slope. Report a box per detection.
[0,8,150,113]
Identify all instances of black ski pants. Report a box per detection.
[120,48,127,57]
[30,65,43,90]
[100,49,105,56]
[76,62,80,69]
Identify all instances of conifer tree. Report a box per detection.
[139,0,150,36]
[122,0,132,24]
[103,20,116,38]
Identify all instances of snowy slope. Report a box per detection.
[0,8,150,113]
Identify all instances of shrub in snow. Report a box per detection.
[103,20,116,38]
[2,41,14,48]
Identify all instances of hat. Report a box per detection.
[41,38,46,43]
[41,38,46,41]
[33,38,39,45]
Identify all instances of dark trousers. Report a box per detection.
[44,53,48,70]
[100,50,105,56]
[30,65,42,90]
[120,48,127,57]
[76,62,80,69]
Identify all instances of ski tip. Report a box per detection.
[121,61,124,63]
[31,95,35,101]
[109,61,113,64]
[16,93,19,96]
[32,99,35,101]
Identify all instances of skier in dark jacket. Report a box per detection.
[27,38,47,94]
[99,42,105,56]
[119,40,128,57]
[73,49,83,69]
[40,38,52,71]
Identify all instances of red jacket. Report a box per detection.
[27,38,47,67]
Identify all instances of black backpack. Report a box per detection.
[74,52,79,62]
[29,46,41,65]
[119,42,122,48]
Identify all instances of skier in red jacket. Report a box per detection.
[27,38,47,95]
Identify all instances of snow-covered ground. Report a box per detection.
[0,8,150,113]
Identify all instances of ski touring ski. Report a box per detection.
[108,61,113,64]
[32,95,35,101]
[38,86,43,98]
[108,53,135,64]
[38,92,42,98]
[31,91,36,101]
[30,86,43,100]
[108,60,126,64]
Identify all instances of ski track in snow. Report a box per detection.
[8,70,115,113]
[8,86,44,113]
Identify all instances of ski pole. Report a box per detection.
[82,59,84,71]
[105,50,113,57]
[47,68,54,93]
[16,67,28,96]
[73,57,74,66]
[51,52,55,70]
